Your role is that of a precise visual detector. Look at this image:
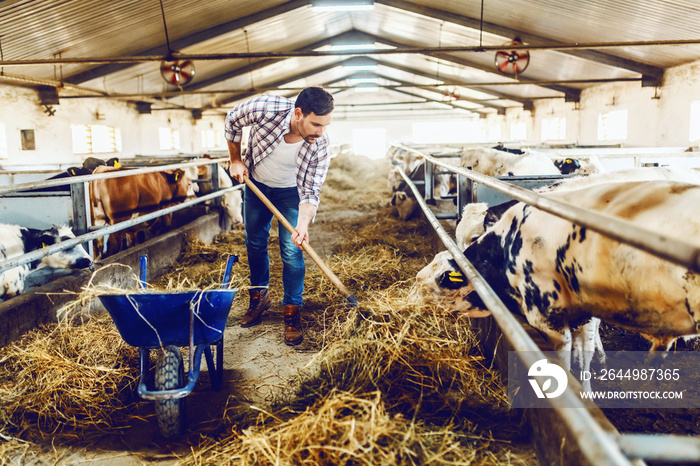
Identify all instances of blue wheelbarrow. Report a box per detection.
[99,254,238,438]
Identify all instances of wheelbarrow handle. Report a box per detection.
[220,255,239,290]
[243,176,358,307]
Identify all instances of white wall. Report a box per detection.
[0,84,226,167]
[4,57,700,167]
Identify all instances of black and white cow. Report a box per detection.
[414,178,700,377]
[0,224,93,301]
[459,146,561,177]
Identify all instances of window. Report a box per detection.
[541,117,566,141]
[0,124,7,158]
[352,128,386,159]
[72,125,122,154]
[487,124,502,142]
[510,121,527,141]
[159,127,181,151]
[597,110,627,141]
[413,120,482,144]
[201,129,222,149]
[690,101,700,142]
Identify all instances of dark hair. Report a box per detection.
[295,86,334,116]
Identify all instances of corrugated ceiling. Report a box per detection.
[1,0,699,119]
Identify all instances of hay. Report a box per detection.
[0,151,531,463]
[0,315,141,442]
[226,390,510,465]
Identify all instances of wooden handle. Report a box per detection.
[243,176,357,305]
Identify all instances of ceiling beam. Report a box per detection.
[368,57,533,105]
[353,30,581,101]
[375,0,664,85]
[213,61,343,108]
[63,0,310,85]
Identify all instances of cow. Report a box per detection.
[0,224,93,301]
[459,146,561,177]
[414,178,700,380]
[82,156,121,173]
[455,167,700,250]
[28,157,121,193]
[549,155,605,175]
[491,144,605,175]
[186,158,243,228]
[89,166,192,256]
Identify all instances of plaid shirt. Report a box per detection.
[224,94,331,207]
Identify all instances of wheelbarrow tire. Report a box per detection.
[154,345,186,439]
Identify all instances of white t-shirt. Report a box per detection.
[252,138,302,188]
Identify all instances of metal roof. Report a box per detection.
[1,0,699,119]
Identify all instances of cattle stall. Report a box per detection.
[396,148,700,465]
[0,157,240,292]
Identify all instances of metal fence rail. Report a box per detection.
[395,144,700,464]
[0,157,240,274]
[395,144,700,273]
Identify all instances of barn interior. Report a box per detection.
[2,1,700,465]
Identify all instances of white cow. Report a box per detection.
[187,160,243,228]
[459,147,561,177]
[0,224,93,301]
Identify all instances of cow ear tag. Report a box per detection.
[42,242,48,248]
[565,158,574,164]
[438,270,467,289]
[68,168,77,175]
[114,161,121,168]
[175,172,181,181]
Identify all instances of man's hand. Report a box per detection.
[227,140,247,183]
[292,203,317,249]
[228,159,248,184]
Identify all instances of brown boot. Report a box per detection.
[283,305,303,346]
[241,288,271,327]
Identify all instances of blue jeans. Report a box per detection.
[243,177,305,306]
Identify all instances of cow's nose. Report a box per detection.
[75,258,93,270]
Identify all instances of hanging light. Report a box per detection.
[312,0,374,12]
[343,57,378,71]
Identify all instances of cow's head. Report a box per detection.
[222,190,243,227]
[163,169,193,198]
[554,158,582,175]
[408,251,491,318]
[390,191,419,221]
[23,225,93,271]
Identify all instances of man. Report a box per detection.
[225,87,334,346]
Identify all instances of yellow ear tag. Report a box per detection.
[565,158,574,164]
[448,271,465,283]
[42,242,48,248]
[175,172,181,181]
[114,161,121,168]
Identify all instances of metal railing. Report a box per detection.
[0,157,241,274]
[395,145,700,464]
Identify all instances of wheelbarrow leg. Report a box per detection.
[204,338,224,390]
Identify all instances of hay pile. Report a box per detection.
[0,316,140,442]
[0,152,531,464]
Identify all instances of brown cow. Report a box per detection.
[90,166,192,256]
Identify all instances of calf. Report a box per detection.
[89,166,192,255]
[187,159,243,228]
[459,146,561,177]
[0,224,93,301]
